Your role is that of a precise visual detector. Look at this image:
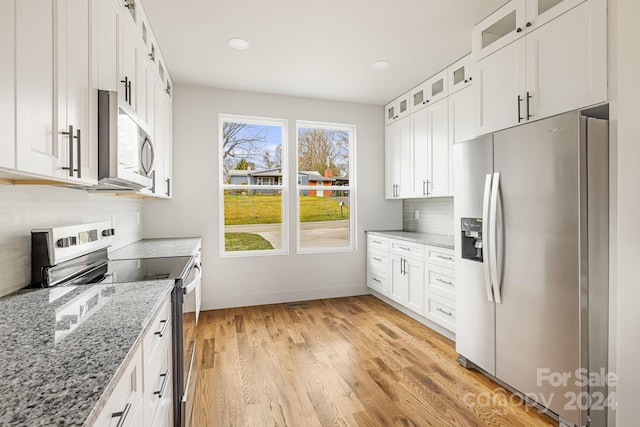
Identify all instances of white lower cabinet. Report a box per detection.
[93,297,172,426]
[367,235,456,333]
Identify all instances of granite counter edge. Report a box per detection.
[365,230,455,250]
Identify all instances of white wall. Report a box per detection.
[143,85,401,310]
[0,185,143,297]
[611,0,640,424]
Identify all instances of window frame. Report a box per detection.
[218,114,289,257]
[296,121,357,253]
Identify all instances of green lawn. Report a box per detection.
[224,194,349,225]
[225,233,274,251]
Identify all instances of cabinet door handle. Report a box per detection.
[436,307,453,317]
[526,91,532,120]
[128,80,132,106]
[526,21,532,28]
[372,277,381,284]
[154,370,170,398]
[112,402,131,427]
[516,27,523,33]
[61,125,75,177]
[517,95,523,123]
[165,177,171,197]
[121,77,129,103]
[155,318,169,337]
[436,255,453,261]
[75,128,81,179]
[422,180,427,196]
[436,278,453,286]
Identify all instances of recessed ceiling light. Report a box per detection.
[371,60,390,69]
[229,38,250,50]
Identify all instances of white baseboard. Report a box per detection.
[370,290,456,342]
[201,284,369,310]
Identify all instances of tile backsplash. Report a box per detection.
[0,185,143,297]
[403,197,454,235]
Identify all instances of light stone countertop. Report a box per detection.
[366,230,455,249]
[0,280,174,427]
[109,237,202,259]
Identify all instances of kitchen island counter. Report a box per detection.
[0,280,174,426]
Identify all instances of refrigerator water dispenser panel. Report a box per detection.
[461,218,483,262]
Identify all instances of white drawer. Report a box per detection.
[93,347,144,427]
[367,248,389,272]
[425,265,456,301]
[367,269,388,295]
[367,234,390,251]
[424,292,456,332]
[425,245,455,268]
[144,338,172,423]
[390,239,424,261]
[143,296,172,364]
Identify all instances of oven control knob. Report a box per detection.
[56,237,77,248]
[102,228,116,237]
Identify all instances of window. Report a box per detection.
[297,122,356,252]
[219,115,288,255]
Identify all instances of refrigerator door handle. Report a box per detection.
[489,172,502,304]
[482,174,494,302]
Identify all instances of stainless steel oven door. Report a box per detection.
[181,262,201,427]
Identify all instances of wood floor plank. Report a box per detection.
[193,295,556,427]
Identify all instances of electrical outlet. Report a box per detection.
[414,210,420,220]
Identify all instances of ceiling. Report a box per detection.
[140,0,506,105]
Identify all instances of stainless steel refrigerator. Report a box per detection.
[453,110,609,426]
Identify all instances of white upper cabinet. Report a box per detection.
[472,0,587,60]
[15,0,60,178]
[56,0,97,184]
[448,86,473,194]
[472,0,526,60]
[474,37,527,135]
[410,70,449,113]
[385,116,411,199]
[411,108,430,197]
[119,23,139,112]
[426,99,450,197]
[448,54,472,94]
[0,0,15,169]
[525,0,606,120]
[525,0,587,31]
[95,0,120,92]
[473,0,605,134]
[384,92,410,126]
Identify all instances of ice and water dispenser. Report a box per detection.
[461,218,483,262]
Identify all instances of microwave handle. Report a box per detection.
[140,137,156,176]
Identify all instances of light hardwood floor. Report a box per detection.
[193,295,555,426]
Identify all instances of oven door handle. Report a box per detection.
[183,263,202,295]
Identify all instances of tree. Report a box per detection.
[235,158,255,170]
[298,129,349,177]
[262,144,282,169]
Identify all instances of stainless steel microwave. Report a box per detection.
[97,90,155,190]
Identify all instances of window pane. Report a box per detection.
[221,116,287,255]
[224,190,283,251]
[222,122,283,185]
[298,191,350,249]
[297,124,353,251]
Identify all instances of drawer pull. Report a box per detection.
[372,277,381,283]
[112,402,131,427]
[372,257,382,262]
[435,255,453,261]
[154,370,170,398]
[372,240,382,244]
[436,307,453,317]
[436,278,453,286]
[398,246,412,251]
[155,319,169,337]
